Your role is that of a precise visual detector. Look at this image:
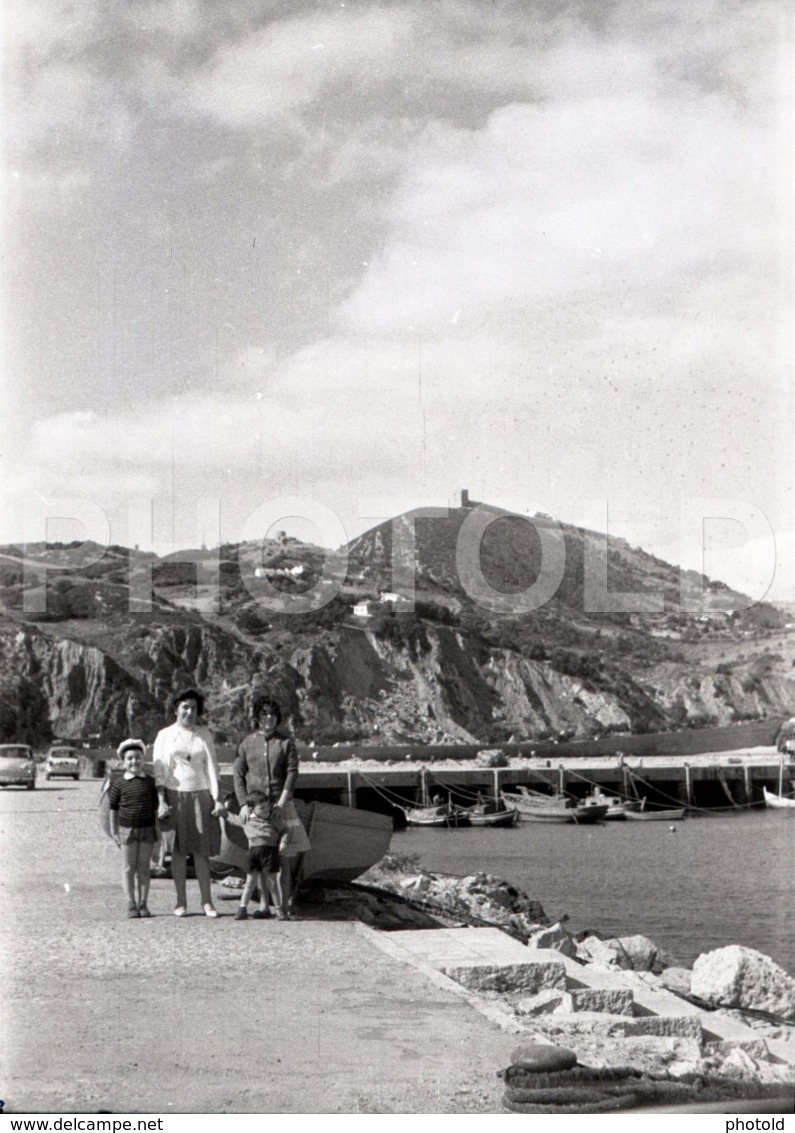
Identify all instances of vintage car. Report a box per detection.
[0,744,37,789]
[44,746,81,780]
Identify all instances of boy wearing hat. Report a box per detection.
[108,739,159,918]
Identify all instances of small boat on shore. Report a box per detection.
[763,786,795,810]
[214,798,394,881]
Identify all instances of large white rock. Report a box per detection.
[691,946,795,1022]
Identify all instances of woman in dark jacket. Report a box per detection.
[232,694,307,915]
[233,695,298,810]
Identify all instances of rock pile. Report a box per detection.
[359,858,549,940]
[355,859,794,1103]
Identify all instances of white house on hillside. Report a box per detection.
[380,591,411,609]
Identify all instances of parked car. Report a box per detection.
[0,744,37,789]
[44,746,81,781]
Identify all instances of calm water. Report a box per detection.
[392,809,795,973]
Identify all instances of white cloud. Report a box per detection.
[337,89,778,337]
[4,0,791,577]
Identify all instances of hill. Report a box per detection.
[0,500,792,748]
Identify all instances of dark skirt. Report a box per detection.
[165,788,220,857]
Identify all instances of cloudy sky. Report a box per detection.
[3,0,792,601]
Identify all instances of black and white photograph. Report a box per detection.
[1,0,793,1119]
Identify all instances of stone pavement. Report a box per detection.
[1,781,519,1114]
[368,926,794,1062]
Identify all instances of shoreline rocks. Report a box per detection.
[350,858,794,1100]
[691,946,795,1022]
[359,856,550,940]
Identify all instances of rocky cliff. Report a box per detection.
[1,609,793,750]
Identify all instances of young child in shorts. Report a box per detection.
[108,738,159,918]
[225,789,289,920]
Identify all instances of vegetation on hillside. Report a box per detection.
[0,506,792,745]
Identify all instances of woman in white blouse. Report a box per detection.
[153,688,224,918]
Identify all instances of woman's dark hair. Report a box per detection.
[172,687,205,716]
[250,694,281,726]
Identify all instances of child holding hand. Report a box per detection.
[108,739,159,918]
[225,789,289,920]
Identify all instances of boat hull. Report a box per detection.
[763,787,795,810]
[404,805,468,827]
[299,801,394,881]
[212,798,392,882]
[625,808,686,821]
[583,793,641,820]
[466,806,519,827]
[517,809,578,824]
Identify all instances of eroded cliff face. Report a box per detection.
[643,668,795,728]
[1,618,792,748]
[0,626,155,743]
[0,621,261,744]
[290,627,642,744]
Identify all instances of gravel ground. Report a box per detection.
[0,779,516,1114]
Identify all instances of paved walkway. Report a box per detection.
[1,781,516,1114]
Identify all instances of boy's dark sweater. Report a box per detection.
[107,774,158,828]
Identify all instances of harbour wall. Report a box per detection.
[287,750,793,816]
[300,718,783,764]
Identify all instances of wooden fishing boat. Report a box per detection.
[500,786,570,810]
[464,802,520,827]
[507,786,568,806]
[501,789,608,824]
[583,790,640,820]
[402,803,469,827]
[624,807,686,821]
[515,808,582,824]
[213,798,393,881]
[763,787,795,810]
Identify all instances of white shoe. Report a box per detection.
[174,907,188,918]
[203,904,219,918]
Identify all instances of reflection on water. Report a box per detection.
[394,809,795,972]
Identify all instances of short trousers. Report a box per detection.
[248,844,280,874]
[119,824,157,845]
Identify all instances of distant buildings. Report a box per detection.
[254,564,306,580]
[353,591,412,619]
[379,591,411,609]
